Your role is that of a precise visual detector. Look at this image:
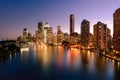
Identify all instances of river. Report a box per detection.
[0,45,120,80]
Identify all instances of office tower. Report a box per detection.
[57,25,64,45]
[70,32,79,45]
[89,33,94,47]
[64,32,70,42]
[94,22,107,50]
[57,25,61,32]
[43,23,50,43]
[23,28,28,38]
[43,23,53,45]
[70,14,74,35]
[38,22,44,43]
[81,19,90,47]
[28,32,32,42]
[22,28,28,42]
[35,31,39,44]
[107,28,112,49]
[113,8,120,52]
[53,33,57,45]
[47,27,53,44]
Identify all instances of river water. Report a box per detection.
[0,45,120,80]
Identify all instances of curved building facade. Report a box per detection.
[113,8,120,52]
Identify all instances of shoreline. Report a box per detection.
[101,52,120,62]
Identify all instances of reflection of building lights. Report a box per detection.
[41,44,51,71]
[9,54,12,61]
[112,60,115,63]
[21,48,29,53]
[87,51,90,58]
[43,45,47,51]
[116,51,118,53]
[58,45,62,49]
[106,57,109,61]
[20,50,29,62]
[70,48,80,56]
[117,62,120,68]
[91,53,94,59]
[82,49,86,53]
[68,48,81,70]
[36,44,41,50]
[87,51,90,54]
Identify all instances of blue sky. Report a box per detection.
[0,0,120,39]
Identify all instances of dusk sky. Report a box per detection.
[0,0,120,39]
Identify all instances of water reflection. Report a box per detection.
[1,45,120,80]
[21,50,29,63]
[67,48,81,70]
[35,46,82,70]
[56,46,64,69]
[23,46,116,75]
[36,44,52,71]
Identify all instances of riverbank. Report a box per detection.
[100,51,120,62]
[0,44,20,63]
[102,54,120,62]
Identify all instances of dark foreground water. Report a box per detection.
[0,45,120,80]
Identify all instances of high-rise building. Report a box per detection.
[47,27,53,44]
[38,22,44,43]
[107,28,112,49]
[57,25,61,32]
[70,14,74,35]
[57,25,64,45]
[35,31,39,44]
[43,23,53,45]
[28,32,32,42]
[22,28,28,42]
[70,32,79,45]
[113,8,120,52]
[38,22,43,31]
[53,33,57,45]
[23,28,28,38]
[64,32,70,42]
[81,19,90,47]
[43,23,50,43]
[94,22,107,50]
[89,33,94,47]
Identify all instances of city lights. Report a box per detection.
[0,0,120,80]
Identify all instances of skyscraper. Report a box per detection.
[43,23,53,45]
[53,33,57,45]
[28,32,32,42]
[94,22,107,50]
[22,28,28,42]
[35,31,39,44]
[81,19,90,47]
[106,28,111,49]
[70,32,79,45]
[70,14,74,35]
[23,28,28,38]
[113,8,120,52]
[43,23,50,43]
[89,33,94,47]
[38,22,44,44]
[47,27,53,44]
[64,32,70,42]
[57,25,64,45]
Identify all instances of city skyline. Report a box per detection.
[0,0,120,39]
